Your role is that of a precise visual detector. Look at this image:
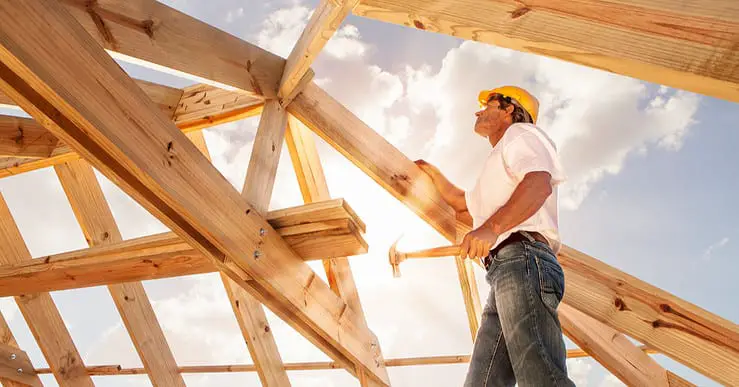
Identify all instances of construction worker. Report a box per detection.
[415,86,574,386]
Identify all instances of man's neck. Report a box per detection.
[488,122,513,148]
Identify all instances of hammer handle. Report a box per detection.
[404,245,461,259]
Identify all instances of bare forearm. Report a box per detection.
[482,171,552,234]
[425,168,467,212]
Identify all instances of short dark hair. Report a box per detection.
[487,93,533,124]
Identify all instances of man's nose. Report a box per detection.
[475,110,482,117]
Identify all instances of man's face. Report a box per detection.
[473,97,513,138]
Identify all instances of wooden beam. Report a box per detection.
[0,83,263,178]
[560,303,671,386]
[354,0,739,103]
[279,0,360,104]
[60,0,284,97]
[31,346,646,376]
[55,159,186,387]
[289,82,739,384]
[0,313,43,387]
[559,246,739,386]
[0,116,59,158]
[0,198,368,296]
[0,343,41,387]
[0,3,386,383]
[224,100,291,386]
[285,115,388,385]
[0,195,94,387]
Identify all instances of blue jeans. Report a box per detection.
[463,235,574,387]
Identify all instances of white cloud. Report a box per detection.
[702,236,730,261]
[257,5,311,57]
[599,374,626,387]
[566,358,593,386]
[225,7,244,23]
[403,41,701,209]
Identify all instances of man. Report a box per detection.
[415,86,574,386]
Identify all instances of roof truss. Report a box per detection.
[0,0,735,386]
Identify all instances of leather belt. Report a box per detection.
[482,231,549,270]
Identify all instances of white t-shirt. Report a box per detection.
[464,123,566,254]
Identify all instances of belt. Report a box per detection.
[482,231,549,270]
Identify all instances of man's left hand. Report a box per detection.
[460,227,499,260]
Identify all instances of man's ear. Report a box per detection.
[505,104,515,115]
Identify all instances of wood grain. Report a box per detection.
[285,115,388,384]
[60,0,285,97]
[354,0,739,102]
[55,159,186,387]
[0,116,59,158]
[560,304,671,386]
[0,2,386,384]
[279,0,359,102]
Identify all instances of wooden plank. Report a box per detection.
[0,3,385,383]
[289,83,459,240]
[279,0,360,103]
[285,116,388,384]
[354,0,739,103]
[559,246,739,386]
[0,84,263,178]
[0,195,94,387]
[60,0,284,97]
[54,159,186,387]
[289,82,738,384]
[0,200,369,296]
[32,347,636,376]
[0,343,41,387]
[0,116,59,158]
[560,303,671,386]
[0,313,43,387]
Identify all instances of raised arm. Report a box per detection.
[414,160,468,213]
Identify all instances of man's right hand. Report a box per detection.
[414,159,437,176]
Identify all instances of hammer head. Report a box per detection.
[388,237,403,278]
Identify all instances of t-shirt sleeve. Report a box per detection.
[503,130,566,186]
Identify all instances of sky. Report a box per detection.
[0,0,737,386]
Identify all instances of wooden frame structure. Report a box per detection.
[0,1,736,386]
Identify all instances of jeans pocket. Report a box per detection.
[536,256,565,313]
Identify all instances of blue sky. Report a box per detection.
[0,0,736,386]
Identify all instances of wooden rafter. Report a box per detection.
[454,222,482,340]
[0,313,43,387]
[559,246,739,386]
[279,0,360,105]
[285,115,388,385]
[0,84,262,178]
[60,0,284,97]
[0,116,58,158]
[54,159,186,387]
[561,303,672,386]
[289,82,738,384]
[0,195,94,386]
[354,0,739,103]
[0,1,387,384]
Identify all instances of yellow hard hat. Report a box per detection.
[478,86,539,124]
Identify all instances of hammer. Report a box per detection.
[388,239,466,277]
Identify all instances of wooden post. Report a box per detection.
[55,159,186,387]
[285,115,389,385]
[188,105,293,387]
